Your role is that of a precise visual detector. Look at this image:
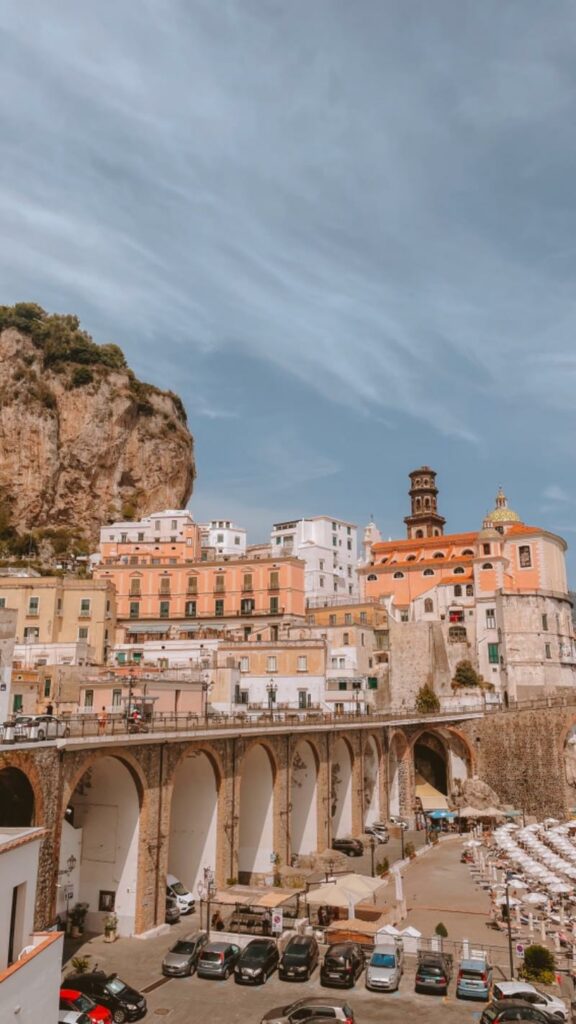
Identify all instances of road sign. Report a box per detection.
[63,884,74,901]
[272,910,283,934]
[515,943,525,959]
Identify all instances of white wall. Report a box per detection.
[332,738,353,838]
[0,839,39,970]
[364,736,381,826]
[56,820,83,920]
[291,741,318,856]
[0,933,62,1024]
[168,753,218,892]
[238,674,325,708]
[238,745,274,876]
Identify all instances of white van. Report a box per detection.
[166,874,195,915]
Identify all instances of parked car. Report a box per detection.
[161,931,208,977]
[493,983,567,1021]
[331,838,364,857]
[60,988,112,1024]
[365,942,403,992]
[63,973,147,1023]
[234,938,279,985]
[278,935,319,981]
[456,957,493,1001]
[166,873,195,915]
[414,952,452,995]
[364,823,389,843]
[320,943,365,989]
[480,1000,553,1024]
[59,1014,92,1024]
[389,816,409,830]
[261,997,355,1023]
[197,940,241,980]
[14,714,70,740]
[165,895,180,925]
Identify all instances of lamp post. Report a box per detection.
[198,866,216,938]
[59,853,77,927]
[369,835,376,878]
[125,671,136,731]
[504,873,515,979]
[266,679,277,712]
[400,824,405,861]
[325,858,335,883]
[202,674,212,727]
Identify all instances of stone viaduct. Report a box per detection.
[1,699,575,937]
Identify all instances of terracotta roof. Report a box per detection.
[438,571,473,584]
[372,531,478,552]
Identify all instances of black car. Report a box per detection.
[331,838,364,857]
[320,943,365,989]
[414,953,452,996]
[234,938,279,985]
[278,935,319,981]
[64,972,146,1023]
[480,1000,553,1024]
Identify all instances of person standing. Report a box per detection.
[98,706,108,735]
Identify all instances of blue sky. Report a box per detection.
[1,1,576,575]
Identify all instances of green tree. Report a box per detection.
[520,944,556,985]
[71,366,93,388]
[415,684,440,714]
[434,922,448,938]
[452,660,481,689]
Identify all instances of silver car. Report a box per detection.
[197,941,241,980]
[14,715,70,740]
[365,943,403,992]
[162,931,208,977]
[261,998,355,1023]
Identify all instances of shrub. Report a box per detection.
[452,660,481,689]
[520,944,556,984]
[71,366,93,388]
[376,857,389,875]
[415,684,440,714]
[404,841,416,858]
[70,954,91,974]
[435,922,448,938]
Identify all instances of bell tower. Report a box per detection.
[404,466,446,540]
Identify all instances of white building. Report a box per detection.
[271,516,358,603]
[0,827,62,1021]
[99,508,196,545]
[0,609,16,724]
[199,520,247,557]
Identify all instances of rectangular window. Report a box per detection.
[242,573,253,591]
[347,540,352,551]
[84,689,94,708]
[130,578,141,596]
[267,656,277,673]
[12,694,23,712]
[297,655,308,672]
[332,537,337,547]
[187,576,198,594]
[137,532,144,542]
[306,614,315,625]
[483,543,491,555]
[0,597,5,609]
[486,608,496,629]
[159,600,170,618]
[269,571,279,590]
[338,680,347,691]
[160,577,171,594]
[112,689,122,706]
[43,678,51,698]
[542,613,548,631]
[241,598,254,615]
[171,519,178,530]
[319,576,325,588]
[23,626,39,639]
[360,611,367,624]
[215,599,224,617]
[488,642,499,665]
[319,560,324,571]
[519,545,532,568]
[78,627,89,640]
[234,536,241,545]
[545,642,552,659]
[343,632,350,645]
[129,601,140,619]
[240,656,249,672]
[28,596,39,615]
[185,600,197,618]
[120,533,127,543]
[271,624,279,641]
[329,614,336,626]
[298,690,309,709]
[344,613,352,624]
[79,598,91,617]
[155,520,161,530]
[214,575,225,593]
[269,596,279,614]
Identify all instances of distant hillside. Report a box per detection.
[0,303,195,558]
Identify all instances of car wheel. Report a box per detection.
[113,1011,126,1024]
[223,967,230,980]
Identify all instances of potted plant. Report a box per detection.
[104,912,118,943]
[377,857,389,878]
[69,902,89,939]
[404,841,416,860]
[70,954,91,974]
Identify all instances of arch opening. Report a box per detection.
[0,766,35,826]
[363,737,381,827]
[62,757,141,936]
[388,734,407,817]
[414,734,448,795]
[168,751,218,894]
[331,738,353,838]
[290,741,317,858]
[238,745,274,881]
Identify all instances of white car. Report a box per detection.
[59,1012,92,1024]
[493,980,567,1020]
[166,874,195,915]
[389,816,409,831]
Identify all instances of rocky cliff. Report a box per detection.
[0,303,195,555]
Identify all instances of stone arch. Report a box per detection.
[62,752,145,937]
[167,747,221,893]
[0,766,35,826]
[331,736,353,838]
[0,753,46,828]
[238,742,276,880]
[412,730,449,794]
[388,730,410,817]
[363,733,382,827]
[290,739,319,858]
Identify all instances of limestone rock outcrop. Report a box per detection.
[0,304,195,554]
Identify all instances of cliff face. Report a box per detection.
[0,304,195,553]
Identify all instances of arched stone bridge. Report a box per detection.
[1,700,575,937]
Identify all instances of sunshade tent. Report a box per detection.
[457,806,485,818]
[257,891,299,908]
[478,806,505,818]
[306,883,359,909]
[415,780,449,811]
[337,874,385,898]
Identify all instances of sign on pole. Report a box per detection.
[272,910,283,935]
[515,943,525,959]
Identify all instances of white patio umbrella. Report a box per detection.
[497,895,521,907]
[523,892,548,905]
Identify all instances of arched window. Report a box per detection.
[466,584,474,596]
[462,549,474,556]
[433,529,441,536]
[393,571,405,580]
[424,598,433,613]
[415,530,424,538]
[453,566,465,575]
[454,585,462,596]
[433,552,445,559]
[424,497,431,508]
[367,574,378,582]
[406,555,416,562]
[482,562,493,570]
[423,569,435,577]
[380,557,388,564]
[415,498,422,511]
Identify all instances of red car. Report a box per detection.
[60,989,112,1024]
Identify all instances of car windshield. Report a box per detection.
[244,946,268,960]
[201,952,223,962]
[284,946,310,961]
[371,953,395,968]
[170,882,189,896]
[105,977,127,995]
[73,994,94,1011]
[172,941,195,955]
[461,969,484,979]
[420,966,443,976]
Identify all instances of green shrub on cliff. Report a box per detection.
[0,303,127,372]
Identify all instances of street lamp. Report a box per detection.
[368,835,376,878]
[125,671,136,731]
[325,858,335,883]
[400,825,405,861]
[202,674,213,727]
[58,853,77,927]
[266,679,277,711]
[504,872,515,979]
[197,867,216,939]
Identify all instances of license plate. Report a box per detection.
[328,972,339,978]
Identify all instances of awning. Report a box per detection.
[256,890,299,908]
[125,624,170,634]
[415,780,449,811]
